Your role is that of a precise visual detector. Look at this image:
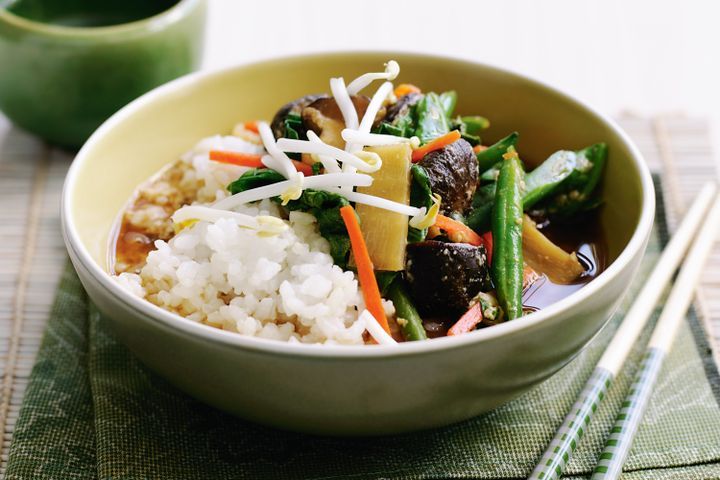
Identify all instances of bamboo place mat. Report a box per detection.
[0,114,718,478]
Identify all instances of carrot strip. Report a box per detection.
[447,303,483,336]
[473,144,488,154]
[209,150,314,175]
[411,130,461,162]
[243,121,259,133]
[290,160,314,176]
[339,205,390,334]
[434,214,484,246]
[481,231,493,264]
[209,150,264,167]
[394,83,421,98]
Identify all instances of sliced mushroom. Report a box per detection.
[270,94,327,140]
[302,96,385,149]
[419,138,478,215]
[405,240,492,316]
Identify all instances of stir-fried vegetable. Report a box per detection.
[523,150,579,209]
[414,92,454,143]
[339,205,390,334]
[228,169,352,267]
[447,302,483,336]
[210,150,313,175]
[394,83,421,98]
[491,147,525,320]
[386,279,428,341]
[522,215,585,284]
[433,214,484,246]
[535,143,608,218]
[355,144,412,271]
[467,143,607,233]
[208,61,610,342]
[476,132,519,174]
[411,130,461,162]
[408,164,434,242]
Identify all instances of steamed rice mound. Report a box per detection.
[120,201,369,345]
[116,135,384,345]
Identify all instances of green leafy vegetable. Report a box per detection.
[228,168,285,194]
[227,169,352,267]
[375,271,400,295]
[283,190,352,267]
[414,92,453,143]
[452,115,490,146]
[408,164,433,242]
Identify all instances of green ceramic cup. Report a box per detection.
[0,0,206,148]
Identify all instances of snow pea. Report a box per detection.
[491,147,525,320]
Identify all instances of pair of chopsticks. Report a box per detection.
[529,182,720,480]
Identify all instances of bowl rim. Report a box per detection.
[0,0,200,37]
[62,50,656,359]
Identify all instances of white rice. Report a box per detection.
[117,135,383,345]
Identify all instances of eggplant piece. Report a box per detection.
[419,138,478,215]
[405,240,492,316]
[270,94,327,139]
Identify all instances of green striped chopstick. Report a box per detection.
[591,191,720,479]
[529,183,718,480]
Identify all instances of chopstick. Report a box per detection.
[590,190,720,479]
[529,182,718,480]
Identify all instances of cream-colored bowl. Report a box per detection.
[62,52,654,435]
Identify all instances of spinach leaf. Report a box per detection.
[228,168,285,195]
[408,164,433,242]
[283,189,352,267]
[227,169,352,267]
[414,92,452,143]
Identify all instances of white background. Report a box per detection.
[203,0,720,152]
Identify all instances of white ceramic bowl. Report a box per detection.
[62,52,654,435]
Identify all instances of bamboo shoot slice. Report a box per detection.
[522,215,584,284]
[355,144,412,271]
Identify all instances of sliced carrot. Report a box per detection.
[434,214,484,246]
[209,150,314,176]
[243,121,259,133]
[290,160,314,176]
[447,302,483,336]
[394,83,421,98]
[339,205,390,334]
[481,231,493,264]
[209,150,264,167]
[473,144,488,154]
[411,130,461,162]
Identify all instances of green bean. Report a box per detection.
[476,132,519,173]
[491,147,524,320]
[386,280,428,341]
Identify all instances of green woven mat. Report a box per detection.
[6,182,720,480]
